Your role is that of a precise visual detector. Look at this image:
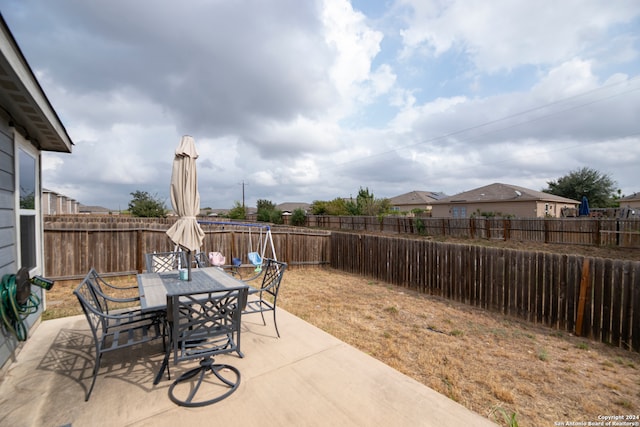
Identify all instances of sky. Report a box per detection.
[2,0,639,210]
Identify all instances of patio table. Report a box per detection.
[137,267,248,313]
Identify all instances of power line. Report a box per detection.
[330,74,640,169]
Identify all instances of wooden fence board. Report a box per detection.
[602,259,613,345]
[632,263,640,352]
[43,220,640,352]
[307,215,640,248]
[621,262,633,350]
[565,255,578,333]
[591,258,604,341]
[611,260,624,348]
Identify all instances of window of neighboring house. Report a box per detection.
[452,207,459,218]
[17,139,40,272]
[460,207,467,218]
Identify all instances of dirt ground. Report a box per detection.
[43,238,640,426]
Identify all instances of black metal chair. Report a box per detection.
[82,268,139,303]
[156,286,248,407]
[73,269,164,401]
[243,258,287,337]
[193,252,210,268]
[145,251,188,273]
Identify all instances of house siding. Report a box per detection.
[432,200,575,218]
[0,120,19,366]
[0,121,44,370]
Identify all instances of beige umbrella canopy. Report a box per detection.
[166,135,205,279]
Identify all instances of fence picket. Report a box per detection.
[44,217,640,352]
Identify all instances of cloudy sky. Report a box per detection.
[3,1,640,210]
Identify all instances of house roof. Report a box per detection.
[276,202,310,213]
[619,192,640,202]
[431,183,580,205]
[0,15,72,153]
[78,204,111,214]
[389,190,447,206]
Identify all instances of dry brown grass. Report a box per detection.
[278,267,640,427]
[43,241,640,427]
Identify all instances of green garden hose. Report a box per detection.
[0,274,40,341]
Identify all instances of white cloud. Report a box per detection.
[398,0,640,72]
[532,59,599,98]
[3,0,640,208]
[321,0,388,116]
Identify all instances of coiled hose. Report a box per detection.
[0,274,41,341]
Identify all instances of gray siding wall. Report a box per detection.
[0,120,44,369]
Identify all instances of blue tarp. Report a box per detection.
[579,196,590,216]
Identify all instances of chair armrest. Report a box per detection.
[101,294,140,303]
[96,277,138,291]
[78,295,154,322]
[92,285,141,303]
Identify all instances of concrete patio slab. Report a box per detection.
[0,308,497,427]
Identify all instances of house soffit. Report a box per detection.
[0,17,72,153]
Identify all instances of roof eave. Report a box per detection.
[0,15,73,153]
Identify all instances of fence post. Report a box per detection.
[575,259,590,336]
[594,219,601,246]
[503,219,510,241]
[544,219,550,243]
[136,229,143,273]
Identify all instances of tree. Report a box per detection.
[310,200,328,215]
[325,198,351,215]
[257,199,276,222]
[128,191,166,217]
[543,167,617,208]
[355,187,392,216]
[227,201,246,220]
[311,188,392,217]
[291,208,306,226]
[356,187,374,215]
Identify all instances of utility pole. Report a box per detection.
[240,181,247,209]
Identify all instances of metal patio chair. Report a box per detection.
[145,251,188,273]
[73,270,164,401]
[155,286,248,407]
[243,258,287,337]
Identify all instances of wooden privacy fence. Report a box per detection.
[44,217,639,352]
[44,218,331,279]
[331,232,640,352]
[306,215,640,248]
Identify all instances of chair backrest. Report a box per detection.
[73,276,107,337]
[258,258,287,299]
[81,268,114,313]
[167,286,248,364]
[146,251,187,273]
[194,252,211,268]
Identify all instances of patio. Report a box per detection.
[0,307,497,426]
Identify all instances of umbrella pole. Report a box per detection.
[187,250,192,281]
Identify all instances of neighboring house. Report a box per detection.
[0,15,73,370]
[78,204,112,215]
[201,208,228,217]
[430,183,579,218]
[619,193,640,210]
[43,188,79,214]
[276,202,310,215]
[389,190,447,214]
[618,192,640,218]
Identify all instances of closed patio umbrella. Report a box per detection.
[166,135,205,280]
